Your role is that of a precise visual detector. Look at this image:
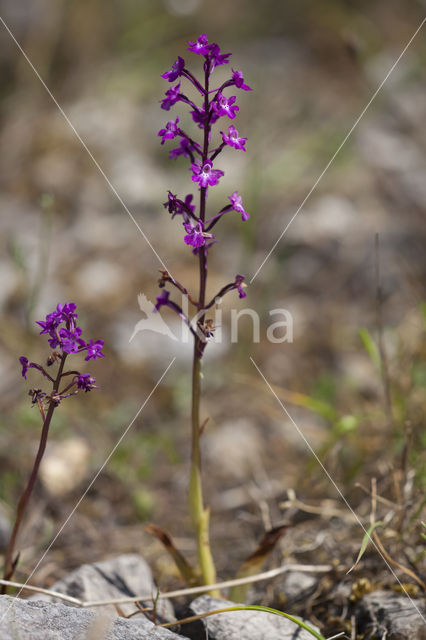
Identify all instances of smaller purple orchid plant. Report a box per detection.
[2,303,104,591]
[153,34,252,591]
[19,302,104,402]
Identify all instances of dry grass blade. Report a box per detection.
[370,479,426,592]
[347,521,385,574]
[0,564,335,610]
[145,523,199,586]
[158,605,326,640]
[83,563,334,608]
[230,524,290,601]
[371,529,426,592]
[0,579,81,605]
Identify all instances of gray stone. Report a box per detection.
[0,595,185,639]
[182,595,320,640]
[30,554,174,622]
[278,571,317,604]
[356,590,426,640]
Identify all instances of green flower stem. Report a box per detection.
[187,58,218,594]
[1,354,66,593]
[189,340,218,594]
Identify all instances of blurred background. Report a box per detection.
[0,0,425,615]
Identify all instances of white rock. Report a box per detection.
[0,594,183,639]
[30,554,174,622]
[39,438,91,496]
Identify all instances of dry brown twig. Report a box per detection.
[370,478,426,592]
[0,562,336,609]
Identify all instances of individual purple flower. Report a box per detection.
[169,137,191,159]
[161,56,185,82]
[57,327,83,354]
[231,69,252,91]
[77,373,99,392]
[19,356,42,379]
[183,221,214,248]
[19,356,30,379]
[58,302,78,320]
[169,136,202,159]
[182,193,195,214]
[208,44,231,71]
[191,237,217,256]
[160,83,181,111]
[187,34,211,56]
[154,289,170,312]
[29,389,46,404]
[235,274,247,298]
[83,339,105,361]
[36,312,61,335]
[190,107,220,129]
[164,191,179,214]
[228,191,250,221]
[213,93,239,120]
[36,302,78,336]
[191,160,224,188]
[176,193,196,221]
[164,192,195,221]
[221,125,247,151]
[158,117,180,145]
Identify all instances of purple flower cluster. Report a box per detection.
[157,35,252,350]
[158,33,251,252]
[34,303,104,360]
[19,302,103,404]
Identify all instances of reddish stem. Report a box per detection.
[1,354,67,592]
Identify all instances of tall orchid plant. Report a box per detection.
[155,34,251,587]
